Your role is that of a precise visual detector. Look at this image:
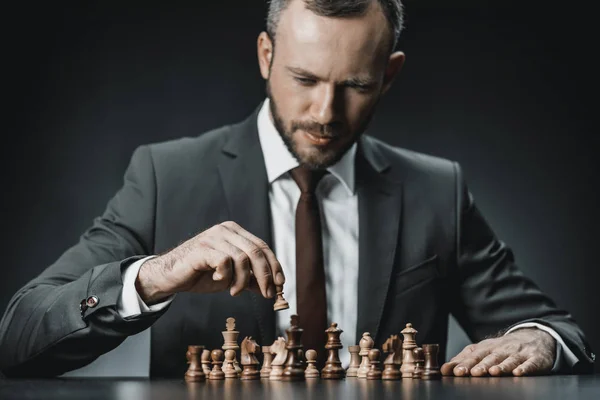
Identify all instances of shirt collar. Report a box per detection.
[256,98,356,195]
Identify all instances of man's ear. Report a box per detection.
[381,51,405,95]
[257,32,274,80]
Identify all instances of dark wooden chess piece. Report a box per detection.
[321,323,345,379]
[421,344,441,380]
[273,285,289,311]
[240,337,261,380]
[209,349,225,380]
[366,349,382,380]
[382,335,402,380]
[412,347,424,379]
[282,315,306,381]
[304,349,320,378]
[201,349,212,376]
[346,345,361,377]
[185,345,206,382]
[400,323,418,378]
[260,345,273,378]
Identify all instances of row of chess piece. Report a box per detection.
[185,316,441,381]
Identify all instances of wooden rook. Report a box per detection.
[382,335,402,380]
[421,344,442,380]
[260,346,273,378]
[357,332,374,379]
[412,347,424,379]
[273,285,289,311]
[366,349,382,380]
[304,349,320,378]
[346,345,361,377]
[222,317,242,376]
[224,350,238,379]
[201,349,212,376]
[282,315,306,381]
[400,323,418,378]
[209,349,225,380]
[240,337,261,380]
[269,337,288,380]
[185,345,206,382]
[321,323,345,380]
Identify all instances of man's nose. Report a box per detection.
[310,84,339,126]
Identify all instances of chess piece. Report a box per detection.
[260,346,273,378]
[346,345,361,377]
[240,336,261,380]
[201,349,212,376]
[421,344,441,380]
[224,349,238,379]
[357,332,374,379]
[209,349,225,380]
[366,349,382,380]
[321,323,345,379]
[282,315,306,381]
[269,337,288,380]
[400,323,418,378]
[382,335,402,380]
[273,285,289,311]
[412,347,424,379]
[222,317,242,376]
[185,345,206,382]
[304,349,320,378]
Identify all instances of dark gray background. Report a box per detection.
[2,0,598,373]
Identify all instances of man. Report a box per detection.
[0,0,594,378]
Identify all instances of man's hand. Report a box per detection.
[441,328,556,377]
[135,221,285,304]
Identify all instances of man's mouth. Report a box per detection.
[301,130,337,146]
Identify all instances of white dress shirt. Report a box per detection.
[117,98,577,371]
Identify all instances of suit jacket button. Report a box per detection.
[86,296,99,308]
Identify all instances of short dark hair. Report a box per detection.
[266,0,405,52]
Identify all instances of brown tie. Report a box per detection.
[290,166,328,367]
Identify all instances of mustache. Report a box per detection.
[291,121,342,138]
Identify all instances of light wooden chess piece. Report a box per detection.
[321,323,345,379]
[357,332,374,379]
[304,349,320,378]
[282,315,306,381]
[382,335,402,380]
[209,349,225,380]
[400,323,418,378]
[346,345,361,377]
[421,344,442,380]
[240,336,261,380]
[273,285,289,311]
[260,346,273,378]
[201,349,212,376]
[366,349,382,380]
[269,337,288,380]
[412,347,424,379]
[184,345,206,382]
[223,349,238,379]
[222,317,242,376]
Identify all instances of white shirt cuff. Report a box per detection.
[117,255,174,319]
[505,322,579,372]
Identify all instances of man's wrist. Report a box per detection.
[135,255,172,305]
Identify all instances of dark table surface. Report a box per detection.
[1,375,599,400]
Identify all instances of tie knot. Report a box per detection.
[290,166,326,194]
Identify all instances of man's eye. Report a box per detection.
[294,77,316,85]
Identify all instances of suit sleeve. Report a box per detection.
[0,145,168,377]
[448,162,595,374]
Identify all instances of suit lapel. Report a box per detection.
[356,136,403,344]
[217,105,276,346]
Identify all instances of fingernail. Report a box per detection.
[276,272,284,285]
[267,286,275,298]
[456,366,467,375]
[214,272,223,280]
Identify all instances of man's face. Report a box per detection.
[262,0,396,169]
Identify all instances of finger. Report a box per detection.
[196,247,233,284]
[219,222,277,298]
[203,237,253,297]
[471,351,509,377]
[512,357,547,376]
[453,349,492,376]
[440,344,478,376]
[488,355,523,376]
[441,362,459,376]
[221,221,285,286]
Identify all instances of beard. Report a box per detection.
[266,80,377,170]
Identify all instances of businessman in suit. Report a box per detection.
[0,0,595,378]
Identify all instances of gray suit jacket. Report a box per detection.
[0,105,594,377]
